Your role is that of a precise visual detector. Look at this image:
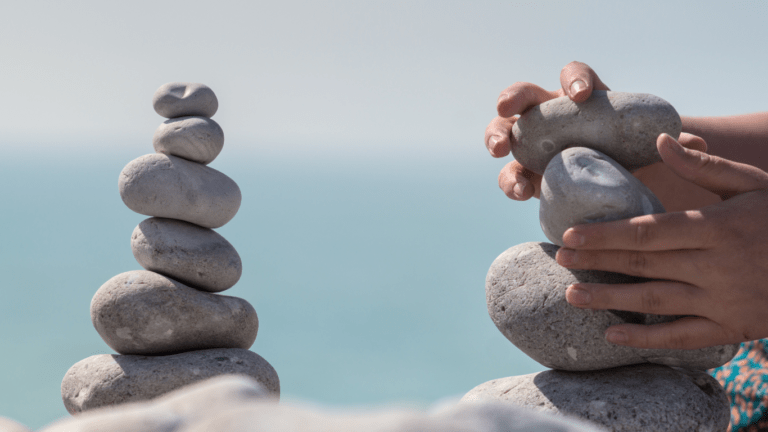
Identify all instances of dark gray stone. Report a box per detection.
[119,154,241,229]
[132,218,242,293]
[153,116,224,165]
[487,242,739,370]
[152,82,218,119]
[461,364,730,432]
[511,91,681,174]
[61,349,279,414]
[91,271,257,355]
[540,147,665,246]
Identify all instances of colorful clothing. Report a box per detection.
[709,339,768,431]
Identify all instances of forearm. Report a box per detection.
[682,113,768,172]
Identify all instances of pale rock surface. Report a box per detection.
[152,83,218,119]
[540,147,665,246]
[91,271,257,355]
[61,349,279,414]
[461,364,730,432]
[132,218,242,292]
[0,417,32,432]
[153,116,224,165]
[119,153,241,229]
[511,91,681,174]
[487,242,739,370]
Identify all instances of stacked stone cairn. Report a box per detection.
[61,82,279,414]
[462,91,738,431]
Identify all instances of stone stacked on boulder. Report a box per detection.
[61,83,279,414]
[462,92,736,431]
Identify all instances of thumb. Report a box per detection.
[658,133,768,200]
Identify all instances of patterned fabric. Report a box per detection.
[709,339,768,431]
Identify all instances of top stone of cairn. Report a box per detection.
[153,82,218,119]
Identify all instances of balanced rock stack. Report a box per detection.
[61,82,279,414]
[462,92,738,431]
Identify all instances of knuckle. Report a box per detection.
[631,219,653,247]
[626,251,648,275]
[640,286,663,314]
[664,332,689,350]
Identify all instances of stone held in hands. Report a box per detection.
[461,364,729,432]
[152,82,218,119]
[540,147,665,246]
[132,218,242,293]
[153,116,225,165]
[61,348,279,414]
[486,242,739,371]
[91,271,257,355]
[511,91,681,174]
[119,153,241,229]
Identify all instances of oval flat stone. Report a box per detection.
[61,348,279,414]
[152,116,224,165]
[152,82,218,118]
[461,364,729,432]
[91,271,257,355]
[487,242,739,371]
[132,218,242,292]
[511,91,681,174]
[119,154,241,229]
[540,147,665,246]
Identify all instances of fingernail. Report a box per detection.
[512,182,525,198]
[606,329,628,344]
[558,249,577,266]
[567,285,591,305]
[660,133,684,154]
[563,229,585,247]
[570,79,586,96]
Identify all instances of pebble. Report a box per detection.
[132,218,242,292]
[48,376,605,432]
[153,116,224,165]
[61,349,279,414]
[540,147,665,246]
[486,242,739,371]
[0,418,32,432]
[511,91,681,174]
[119,153,241,229]
[91,271,257,355]
[462,364,730,432]
[152,82,218,119]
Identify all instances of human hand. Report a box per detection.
[558,133,768,349]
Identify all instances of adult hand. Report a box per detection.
[558,133,768,350]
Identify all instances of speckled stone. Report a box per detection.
[153,116,224,165]
[132,218,242,293]
[487,242,739,371]
[91,271,257,355]
[61,348,279,414]
[511,91,681,174]
[461,364,729,432]
[119,153,241,229]
[0,418,32,432]
[152,83,218,119]
[540,147,665,246]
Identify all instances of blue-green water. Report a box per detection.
[0,143,546,428]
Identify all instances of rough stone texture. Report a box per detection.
[0,418,32,432]
[511,91,681,174]
[487,242,739,371]
[132,218,242,293]
[152,82,218,119]
[461,364,730,432]
[153,116,224,165]
[46,376,607,431]
[119,153,241,229]
[91,271,257,355]
[540,147,665,246]
[61,349,279,414]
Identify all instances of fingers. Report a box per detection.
[676,132,707,153]
[658,133,768,200]
[498,161,541,200]
[496,82,558,118]
[485,116,516,158]
[602,316,732,350]
[566,281,704,316]
[559,61,610,103]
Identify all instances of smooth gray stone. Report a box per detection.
[487,242,739,371]
[0,418,32,432]
[540,147,665,246]
[132,218,242,293]
[153,116,224,165]
[461,364,729,432]
[511,91,681,174]
[61,349,279,414]
[152,82,218,119]
[119,154,241,229]
[91,271,257,355]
